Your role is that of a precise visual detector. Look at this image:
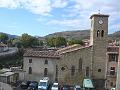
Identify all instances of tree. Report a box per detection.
[39,40,44,46]
[55,37,67,47]
[68,39,84,46]
[20,33,40,48]
[46,37,55,47]
[46,37,67,47]
[0,33,9,44]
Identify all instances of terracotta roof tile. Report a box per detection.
[24,50,60,58]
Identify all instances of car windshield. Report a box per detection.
[29,83,37,86]
[53,85,58,87]
[76,88,81,90]
[39,82,46,86]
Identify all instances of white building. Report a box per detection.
[23,49,60,82]
[0,68,18,84]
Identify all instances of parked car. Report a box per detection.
[38,77,50,90]
[27,81,38,90]
[111,88,116,90]
[20,81,32,89]
[20,81,28,89]
[62,85,73,90]
[74,85,81,90]
[51,83,59,90]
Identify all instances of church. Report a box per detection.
[23,13,109,89]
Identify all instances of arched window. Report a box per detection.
[29,67,32,74]
[71,65,75,76]
[44,68,48,76]
[101,30,104,37]
[97,30,100,37]
[79,58,82,72]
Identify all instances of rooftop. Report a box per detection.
[0,72,15,77]
[24,50,60,59]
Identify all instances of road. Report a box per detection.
[0,47,18,56]
[0,82,13,90]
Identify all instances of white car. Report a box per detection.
[51,83,59,90]
[74,85,81,90]
[111,88,116,90]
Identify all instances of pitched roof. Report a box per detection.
[23,50,60,59]
[57,45,92,54]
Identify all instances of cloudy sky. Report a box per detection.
[0,0,120,36]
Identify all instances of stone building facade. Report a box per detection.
[23,50,60,82]
[106,45,119,89]
[23,13,109,89]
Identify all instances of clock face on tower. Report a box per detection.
[99,19,103,24]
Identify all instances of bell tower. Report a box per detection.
[90,14,109,82]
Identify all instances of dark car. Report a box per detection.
[20,82,28,89]
[27,81,38,90]
[61,85,73,90]
[20,81,31,89]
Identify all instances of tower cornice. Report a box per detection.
[90,14,109,19]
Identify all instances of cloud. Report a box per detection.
[24,0,52,15]
[0,0,120,33]
[0,0,21,8]
[51,0,68,8]
[0,0,52,15]
[47,18,90,30]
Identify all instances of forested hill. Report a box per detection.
[45,30,90,40]
[1,30,120,40]
[45,30,120,40]
[0,32,18,39]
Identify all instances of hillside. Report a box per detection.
[109,31,120,40]
[45,30,90,40]
[45,30,120,40]
[0,32,18,39]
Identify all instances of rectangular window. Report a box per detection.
[109,54,118,62]
[71,66,75,76]
[29,59,32,63]
[29,67,32,74]
[45,59,48,64]
[110,67,115,75]
[86,67,89,77]
[110,82,113,86]
[55,65,58,82]
[79,58,82,72]
[44,68,48,76]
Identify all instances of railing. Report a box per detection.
[106,72,117,78]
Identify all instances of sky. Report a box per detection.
[0,0,120,36]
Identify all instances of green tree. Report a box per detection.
[20,33,33,48]
[0,33,9,44]
[39,40,44,46]
[68,39,84,46]
[46,37,67,47]
[46,37,55,47]
[20,33,41,48]
[55,37,67,47]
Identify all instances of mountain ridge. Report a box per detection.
[1,30,120,40]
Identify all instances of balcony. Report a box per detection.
[106,72,117,78]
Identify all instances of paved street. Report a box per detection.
[0,82,13,90]
[0,47,18,56]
